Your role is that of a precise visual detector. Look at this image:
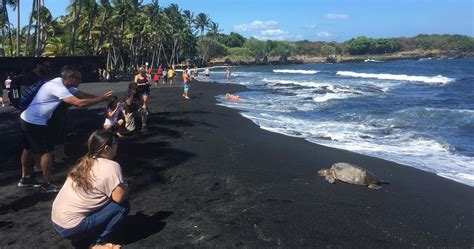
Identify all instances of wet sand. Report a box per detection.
[0,79,472,248]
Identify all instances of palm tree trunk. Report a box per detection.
[95,8,108,55]
[84,4,96,54]
[4,6,14,56]
[24,0,35,56]
[70,0,82,55]
[35,0,41,56]
[16,0,20,56]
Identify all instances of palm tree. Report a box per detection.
[194,13,211,64]
[44,36,68,55]
[5,0,20,55]
[69,0,83,55]
[24,0,36,56]
[1,0,16,55]
[208,21,222,38]
[194,12,209,37]
[14,0,19,55]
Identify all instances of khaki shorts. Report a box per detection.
[124,108,147,132]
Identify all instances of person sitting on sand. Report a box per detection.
[182,69,190,99]
[225,93,241,100]
[51,129,129,249]
[103,96,126,137]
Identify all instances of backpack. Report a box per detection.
[18,80,47,110]
[8,74,23,109]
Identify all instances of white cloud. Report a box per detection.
[295,34,304,40]
[304,24,318,29]
[326,13,349,20]
[233,20,279,32]
[261,29,289,36]
[252,35,289,41]
[317,32,334,37]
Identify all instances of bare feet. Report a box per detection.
[89,243,121,249]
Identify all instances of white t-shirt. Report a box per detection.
[51,158,124,228]
[104,102,125,127]
[4,79,12,89]
[20,77,76,125]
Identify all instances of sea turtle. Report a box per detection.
[318,162,388,189]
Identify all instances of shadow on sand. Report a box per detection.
[72,211,173,249]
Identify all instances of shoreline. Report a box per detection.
[0,79,472,248]
[209,50,474,66]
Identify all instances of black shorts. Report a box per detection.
[137,85,151,96]
[48,103,69,145]
[21,119,55,153]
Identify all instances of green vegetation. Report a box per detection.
[1,0,473,74]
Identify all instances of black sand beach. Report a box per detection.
[0,79,472,248]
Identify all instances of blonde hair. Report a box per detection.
[69,130,115,192]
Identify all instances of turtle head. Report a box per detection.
[318,169,330,176]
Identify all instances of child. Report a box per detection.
[103,96,126,137]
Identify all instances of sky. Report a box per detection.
[6,0,474,42]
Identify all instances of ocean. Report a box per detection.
[208,59,474,187]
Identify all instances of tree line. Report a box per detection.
[1,0,473,75]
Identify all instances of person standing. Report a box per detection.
[52,129,129,249]
[226,66,231,81]
[21,57,52,90]
[204,67,210,81]
[4,75,12,106]
[167,67,175,85]
[155,65,163,85]
[162,67,168,85]
[18,66,114,192]
[182,69,191,99]
[134,67,151,112]
[193,66,199,80]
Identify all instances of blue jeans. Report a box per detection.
[53,200,130,244]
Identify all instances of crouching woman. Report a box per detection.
[52,130,129,249]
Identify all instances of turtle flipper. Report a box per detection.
[325,175,336,184]
[368,184,382,189]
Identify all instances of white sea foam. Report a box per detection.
[336,71,456,84]
[273,69,320,74]
[364,59,382,63]
[312,93,354,102]
[262,78,325,88]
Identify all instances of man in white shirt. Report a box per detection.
[18,66,114,192]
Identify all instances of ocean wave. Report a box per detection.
[312,93,355,102]
[262,78,324,88]
[273,69,320,74]
[231,112,474,186]
[336,71,456,84]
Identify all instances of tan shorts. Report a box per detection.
[124,108,147,132]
